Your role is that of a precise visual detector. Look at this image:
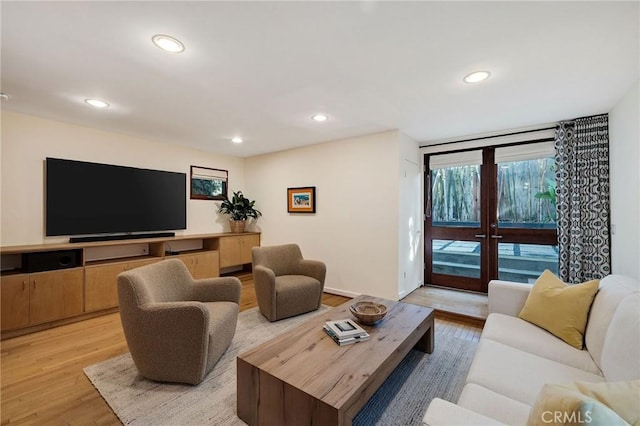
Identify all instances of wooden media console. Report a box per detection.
[0,232,260,338]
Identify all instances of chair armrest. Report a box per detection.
[253,265,277,319]
[299,259,326,286]
[488,280,533,317]
[253,265,276,287]
[135,301,209,349]
[190,277,242,304]
[423,398,506,426]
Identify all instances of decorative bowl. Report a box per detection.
[349,301,388,325]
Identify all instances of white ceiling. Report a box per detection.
[2,1,638,158]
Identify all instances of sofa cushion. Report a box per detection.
[600,294,640,381]
[585,275,640,371]
[526,383,628,426]
[573,380,640,425]
[518,270,599,349]
[274,275,321,319]
[466,339,604,405]
[458,383,531,426]
[423,398,506,426]
[482,313,601,375]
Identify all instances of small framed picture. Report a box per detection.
[190,166,228,200]
[287,186,316,213]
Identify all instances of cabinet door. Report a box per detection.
[239,234,261,265]
[29,269,84,324]
[85,259,158,312]
[1,274,30,331]
[219,237,242,268]
[178,252,220,279]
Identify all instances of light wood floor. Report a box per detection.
[403,285,489,322]
[1,273,482,425]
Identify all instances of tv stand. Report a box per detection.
[69,232,175,243]
[0,232,260,339]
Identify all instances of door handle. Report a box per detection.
[491,235,503,239]
[474,234,487,239]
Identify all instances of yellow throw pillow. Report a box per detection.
[527,383,630,426]
[518,270,599,349]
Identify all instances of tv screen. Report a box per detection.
[46,158,187,236]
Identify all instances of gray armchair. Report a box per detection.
[117,259,241,385]
[252,244,326,322]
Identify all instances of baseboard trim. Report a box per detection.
[434,310,486,327]
[323,287,360,299]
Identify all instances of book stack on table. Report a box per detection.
[323,319,370,346]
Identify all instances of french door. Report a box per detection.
[424,144,558,293]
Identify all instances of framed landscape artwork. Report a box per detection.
[287,186,316,213]
[190,166,228,200]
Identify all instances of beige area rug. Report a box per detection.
[84,307,477,425]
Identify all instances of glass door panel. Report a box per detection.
[498,243,559,283]
[431,164,481,227]
[425,144,559,293]
[426,150,487,292]
[497,158,556,229]
[432,239,481,279]
[494,154,558,283]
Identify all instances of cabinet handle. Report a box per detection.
[23,281,27,291]
[32,280,36,289]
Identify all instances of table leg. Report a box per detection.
[414,319,435,354]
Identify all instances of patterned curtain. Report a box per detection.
[554,114,611,283]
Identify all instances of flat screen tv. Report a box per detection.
[46,158,187,237]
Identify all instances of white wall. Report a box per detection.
[245,130,406,300]
[1,113,424,299]
[609,80,640,280]
[0,111,245,246]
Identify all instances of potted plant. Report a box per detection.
[218,191,262,233]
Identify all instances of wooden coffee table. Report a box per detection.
[237,295,435,426]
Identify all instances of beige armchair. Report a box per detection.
[252,244,326,322]
[117,259,241,385]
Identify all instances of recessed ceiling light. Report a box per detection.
[312,114,328,122]
[0,93,9,101]
[231,137,243,144]
[84,99,110,108]
[152,34,185,53]
[464,71,491,84]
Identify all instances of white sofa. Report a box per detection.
[423,274,640,425]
